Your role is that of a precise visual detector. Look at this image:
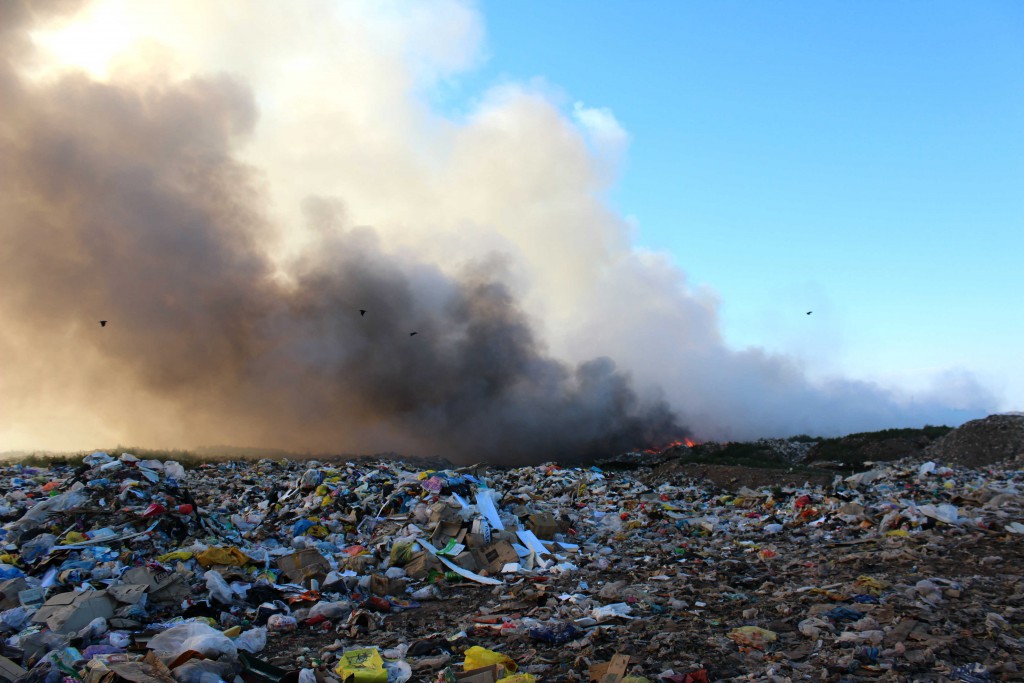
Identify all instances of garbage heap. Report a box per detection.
[0,450,1022,683]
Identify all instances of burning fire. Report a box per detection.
[643,437,698,454]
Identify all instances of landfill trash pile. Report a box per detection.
[926,414,1024,468]
[0,446,1023,683]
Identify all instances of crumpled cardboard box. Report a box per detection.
[31,589,115,634]
[275,549,330,584]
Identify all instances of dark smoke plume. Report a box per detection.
[0,6,683,462]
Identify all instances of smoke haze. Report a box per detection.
[0,0,994,460]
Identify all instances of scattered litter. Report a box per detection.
[0,439,1021,681]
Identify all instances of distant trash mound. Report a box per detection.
[927,413,1024,467]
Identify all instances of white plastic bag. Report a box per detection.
[19,489,89,525]
[76,617,109,641]
[163,461,187,480]
[384,660,412,683]
[84,452,114,466]
[591,602,633,622]
[171,659,236,683]
[308,601,352,620]
[410,585,441,601]
[148,622,237,660]
[109,632,131,648]
[234,627,267,653]
[205,570,233,604]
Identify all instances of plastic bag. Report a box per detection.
[147,622,238,660]
[300,469,323,489]
[0,564,25,580]
[21,533,57,562]
[463,646,516,672]
[157,550,194,563]
[84,451,114,466]
[918,503,960,525]
[196,547,250,568]
[727,626,777,649]
[164,461,186,480]
[498,676,536,683]
[266,615,297,632]
[591,603,633,621]
[0,607,29,631]
[308,601,352,620]
[205,570,234,604]
[527,621,578,644]
[383,660,412,683]
[410,585,441,601]
[77,617,109,640]
[292,519,315,536]
[235,627,267,653]
[389,542,414,566]
[172,659,237,683]
[109,632,131,648]
[334,647,387,682]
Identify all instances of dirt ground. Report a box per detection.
[639,462,839,492]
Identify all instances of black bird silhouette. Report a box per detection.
[409,332,417,336]
[359,310,366,317]
[806,311,812,316]
[99,320,107,327]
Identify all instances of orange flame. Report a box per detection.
[642,437,698,453]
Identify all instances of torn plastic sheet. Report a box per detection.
[916,504,961,525]
[592,602,634,621]
[49,522,160,552]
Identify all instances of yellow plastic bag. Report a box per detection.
[334,648,387,683]
[196,546,250,568]
[62,532,87,545]
[157,550,195,563]
[389,542,414,566]
[464,646,516,672]
[497,676,535,683]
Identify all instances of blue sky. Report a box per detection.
[447,2,1024,409]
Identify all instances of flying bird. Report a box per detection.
[409,332,417,336]
[359,310,366,317]
[806,311,812,316]
[99,320,107,327]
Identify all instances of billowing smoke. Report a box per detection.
[0,1,994,459]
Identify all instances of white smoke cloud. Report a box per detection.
[572,101,630,166]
